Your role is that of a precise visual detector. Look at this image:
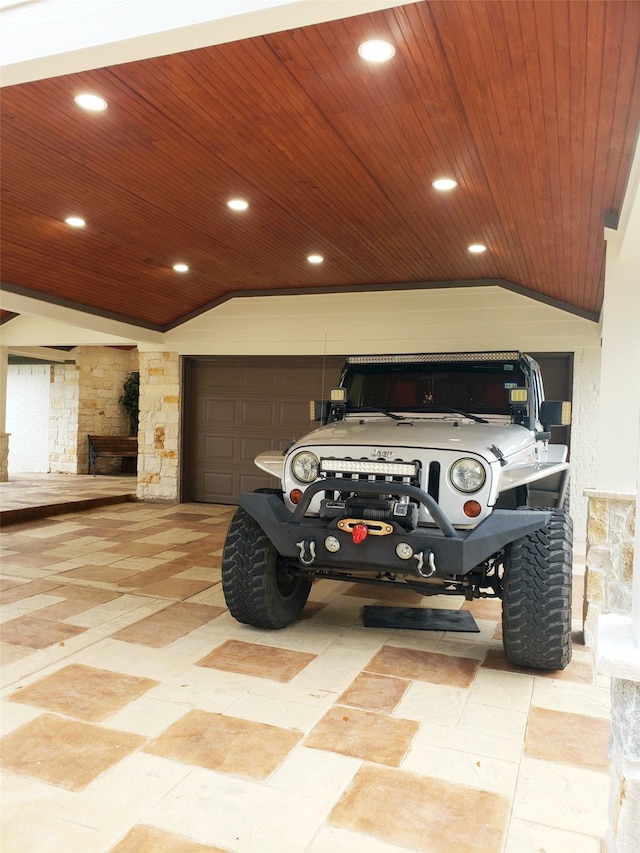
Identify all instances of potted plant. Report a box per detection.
[119,371,140,436]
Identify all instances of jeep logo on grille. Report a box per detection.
[372,448,394,459]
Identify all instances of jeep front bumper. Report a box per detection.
[237,479,551,576]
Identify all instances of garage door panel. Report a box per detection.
[202,470,235,497]
[199,398,236,426]
[203,435,235,460]
[241,436,277,461]
[278,400,313,425]
[197,364,243,391]
[240,472,275,492]
[274,366,329,395]
[240,365,279,391]
[240,400,277,427]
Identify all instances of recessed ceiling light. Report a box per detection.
[227,199,249,211]
[307,254,324,264]
[74,93,108,111]
[468,244,487,254]
[432,178,458,191]
[65,216,85,228]
[173,263,189,273]
[358,40,395,63]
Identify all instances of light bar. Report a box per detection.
[347,352,520,365]
[321,458,418,477]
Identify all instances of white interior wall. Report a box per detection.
[597,227,640,494]
[0,305,159,348]
[570,346,602,541]
[162,286,599,356]
[6,364,51,473]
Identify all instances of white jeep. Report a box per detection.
[222,351,573,670]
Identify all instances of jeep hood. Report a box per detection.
[291,417,533,460]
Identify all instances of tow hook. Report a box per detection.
[414,549,436,578]
[296,539,316,565]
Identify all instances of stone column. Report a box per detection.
[584,492,636,645]
[597,625,640,853]
[48,362,80,473]
[137,351,180,501]
[0,432,8,482]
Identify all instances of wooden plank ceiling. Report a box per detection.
[1,0,639,331]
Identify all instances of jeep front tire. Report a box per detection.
[502,507,573,670]
[221,505,312,629]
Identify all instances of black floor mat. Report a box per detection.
[363,606,480,632]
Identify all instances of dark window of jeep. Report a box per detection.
[344,360,527,414]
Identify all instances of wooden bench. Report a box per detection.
[88,435,138,475]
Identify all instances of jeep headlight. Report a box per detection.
[291,451,320,483]
[450,458,486,493]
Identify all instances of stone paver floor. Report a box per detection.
[0,480,610,853]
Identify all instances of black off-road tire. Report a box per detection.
[221,505,311,629]
[502,507,573,670]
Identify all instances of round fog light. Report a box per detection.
[325,535,341,553]
[396,542,414,560]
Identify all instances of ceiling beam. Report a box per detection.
[0,288,163,345]
[7,346,74,363]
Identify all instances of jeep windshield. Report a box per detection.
[342,357,527,416]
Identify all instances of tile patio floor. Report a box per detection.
[0,473,137,523]
[0,483,611,852]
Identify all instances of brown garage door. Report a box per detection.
[182,352,573,504]
[183,356,345,503]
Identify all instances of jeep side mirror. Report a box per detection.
[539,400,572,429]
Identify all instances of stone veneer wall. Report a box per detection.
[76,346,138,473]
[49,363,80,473]
[586,491,638,853]
[606,675,640,853]
[49,348,138,474]
[584,491,636,646]
[137,351,180,501]
[0,433,8,481]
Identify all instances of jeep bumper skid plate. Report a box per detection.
[237,486,551,576]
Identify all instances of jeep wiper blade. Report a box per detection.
[413,404,489,424]
[349,406,406,421]
[423,406,489,424]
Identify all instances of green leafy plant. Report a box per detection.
[119,371,140,435]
